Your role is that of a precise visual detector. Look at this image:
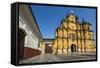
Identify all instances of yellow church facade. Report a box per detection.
[53,12,96,54]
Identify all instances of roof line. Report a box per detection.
[28,5,43,39]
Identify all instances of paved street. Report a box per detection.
[19,52,96,64]
[55,52,96,62]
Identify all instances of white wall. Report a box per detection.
[0,0,99,68]
[19,16,39,49]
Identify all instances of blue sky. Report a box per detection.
[30,5,96,40]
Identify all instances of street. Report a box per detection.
[19,52,96,64]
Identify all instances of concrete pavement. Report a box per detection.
[19,54,61,64]
[19,52,96,64]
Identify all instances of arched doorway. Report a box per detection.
[71,44,76,52]
[18,28,26,60]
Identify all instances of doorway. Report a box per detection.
[71,44,76,52]
[18,29,26,60]
[45,44,52,53]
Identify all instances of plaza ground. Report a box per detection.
[19,52,96,64]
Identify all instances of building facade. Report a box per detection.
[39,39,54,54]
[19,4,96,57]
[53,12,96,54]
[19,4,42,60]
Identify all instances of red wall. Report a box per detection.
[23,47,41,59]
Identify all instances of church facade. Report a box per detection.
[52,12,96,54]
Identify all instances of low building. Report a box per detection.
[19,4,42,59]
[39,39,54,54]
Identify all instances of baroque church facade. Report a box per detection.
[52,11,96,54]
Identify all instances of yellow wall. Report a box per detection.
[53,13,96,54]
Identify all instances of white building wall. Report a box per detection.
[19,16,39,49]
